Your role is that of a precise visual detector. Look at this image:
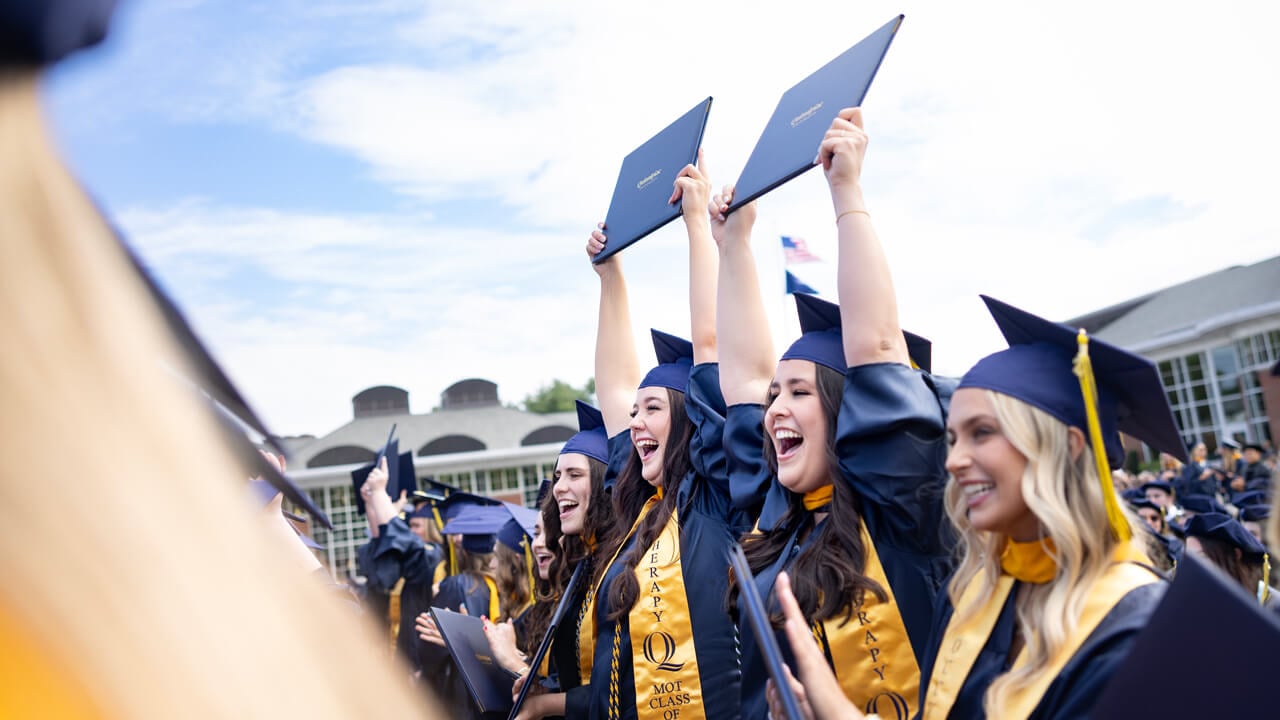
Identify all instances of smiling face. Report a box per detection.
[531,516,552,581]
[765,359,831,495]
[553,452,592,536]
[630,387,672,486]
[946,388,1040,542]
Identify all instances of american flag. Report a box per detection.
[781,236,821,264]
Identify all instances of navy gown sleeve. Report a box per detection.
[356,516,441,592]
[604,429,632,493]
[433,574,490,617]
[1030,583,1166,719]
[725,402,773,521]
[835,362,953,661]
[680,362,752,533]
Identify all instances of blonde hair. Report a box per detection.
[0,69,436,718]
[943,390,1147,715]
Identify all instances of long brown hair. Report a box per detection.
[734,362,885,625]
[599,388,695,622]
[492,543,531,622]
[546,455,610,596]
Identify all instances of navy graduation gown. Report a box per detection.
[356,516,443,673]
[732,363,952,720]
[915,579,1166,719]
[585,363,744,720]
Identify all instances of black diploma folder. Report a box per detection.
[729,15,903,213]
[430,607,520,714]
[592,97,713,264]
[1091,554,1280,717]
[730,543,802,720]
[507,563,585,720]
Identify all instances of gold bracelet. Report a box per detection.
[835,208,870,224]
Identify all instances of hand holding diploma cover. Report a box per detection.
[730,543,803,720]
[507,563,585,720]
[728,14,903,213]
[590,97,713,263]
[430,607,521,714]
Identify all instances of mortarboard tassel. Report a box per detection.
[524,538,536,611]
[1259,553,1271,606]
[1073,330,1132,543]
[431,504,458,576]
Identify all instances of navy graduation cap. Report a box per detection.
[1240,504,1270,523]
[561,400,609,465]
[1233,490,1267,508]
[535,478,552,508]
[1,0,116,66]
[960,295,1188,467]
[1127,497,1160,514]
[640,329,694,393]
[442,505,511,554]
[782,293,932,373]
[437,491,504,523]
[1140,480,1173,496]
[959,295,1188,542]
[497,518,530,554]
[1178,494,1227,516]
[1183,512,1267,561]
[350,433,401,516]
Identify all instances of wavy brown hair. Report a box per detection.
[492,543,531,623]
[545,455,610,596]
[733,362,885,625]
[598,388,695,623]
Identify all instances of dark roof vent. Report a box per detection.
[353,385,409,419]
[441,379,500,410]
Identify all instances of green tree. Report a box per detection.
[522,378,595,414]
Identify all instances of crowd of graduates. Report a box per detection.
[4,2,1279,719]
[349,109,1280,719]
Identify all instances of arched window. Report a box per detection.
[418,435,487,457]
[306,445,376,468]
[520,426,576,446]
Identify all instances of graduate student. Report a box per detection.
[768,291,1188,720]
[506,403,613,720]
[357,456,445,679]
[714,107,951,720]
[579,153,746,719]
[1181,513,1276,609]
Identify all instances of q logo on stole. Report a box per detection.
[643,631,685,672]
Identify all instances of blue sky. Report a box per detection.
[43,0,1280,436]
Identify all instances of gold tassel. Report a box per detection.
[523,538,537,612]
[431,504,457,576]
[1259,553,1271,606]
[1073,330,1131,543]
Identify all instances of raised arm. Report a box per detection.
[361,456,396,537]
[671,150,718,364]
[820,107,909,368]
[588,228,643,437]
[710,184,772,405]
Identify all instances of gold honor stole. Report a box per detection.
[482,575,501,621]
[625,506,706,720]
[814,523,918,720]
[922,542,1156,720]
[580,496,659,682]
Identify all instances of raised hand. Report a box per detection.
[670,149,713,222]
[817,107,869,197]
[709,184,757,249]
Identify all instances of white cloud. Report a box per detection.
[101,1,1280,436]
